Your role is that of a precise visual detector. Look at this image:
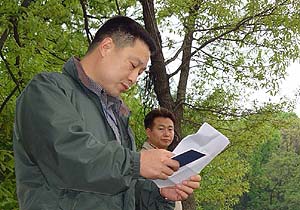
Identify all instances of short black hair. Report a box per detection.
[144,107,176,129]
[88,16,157,55]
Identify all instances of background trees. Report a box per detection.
[234,114,300,210]
[1,0,299,209]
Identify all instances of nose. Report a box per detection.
[163,129,171,136]
[128,69,140,85]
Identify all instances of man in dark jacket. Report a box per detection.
[136,108,185,210]
[13,16,200,210]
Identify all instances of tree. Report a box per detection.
[140,0,300,135]
[1,0,300,209]
[138,1,299,208]
[243,150,300,210]
[233,113,300,210]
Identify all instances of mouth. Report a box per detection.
[162,139,172,143]
[121,82,130,91]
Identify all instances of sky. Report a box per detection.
[166,60,300,116]
[252,62,300,116]
[279,62,300,116]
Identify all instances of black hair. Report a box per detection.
[144,107,176,129]
[88,16,157,55]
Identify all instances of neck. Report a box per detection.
[80,51,101,81]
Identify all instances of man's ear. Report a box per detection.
[97,37,114,57]
[145,128,152,138]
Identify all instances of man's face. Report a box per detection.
[146,117,175,150]
[94,38,150,97]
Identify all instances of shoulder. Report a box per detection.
[32,72,72,85]
[142,141,155,150]
[18,72,76,102]
[27,72,77,93]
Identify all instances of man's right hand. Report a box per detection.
[140,149,180,180]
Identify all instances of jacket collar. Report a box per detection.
[62,56,131,117]
[62,56,80,81]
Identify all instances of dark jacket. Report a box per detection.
[135,142,176,210]
[13,58,170,210]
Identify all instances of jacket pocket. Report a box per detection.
[58,189,79,210]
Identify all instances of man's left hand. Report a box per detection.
[160,175,201,201]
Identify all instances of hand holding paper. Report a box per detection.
[140,149,179,180]
[160,174,201,201]
[153,122,230,188]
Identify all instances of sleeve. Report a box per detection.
[15,73,140,195]
[135,178,175,210]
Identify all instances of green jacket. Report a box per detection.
[13,58,170,210]
[135,142,175,210]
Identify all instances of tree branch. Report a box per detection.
[172,3,282,78]
[11,16,24,80]
[0,85,19,114]
[79,0,93,45]
[0,0,33,50]
[115,0,121,15]
[194,2,281,51]
[165,44,184,66]
[0,51,21,92]
[41,47,67,62]
[0,29,10,51]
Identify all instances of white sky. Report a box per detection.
[250,62,300,116]
[166,60,300,116]
[279,62,300,116]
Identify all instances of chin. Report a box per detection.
[110,92,121,97]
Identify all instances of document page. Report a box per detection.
[153,122,230,188]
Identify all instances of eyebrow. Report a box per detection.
[158,124,174,128]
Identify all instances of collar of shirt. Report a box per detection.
[142,141,158,150]
[73,57,123,112]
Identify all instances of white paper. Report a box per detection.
[153,122,230,188]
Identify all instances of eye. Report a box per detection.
[130,62,137,70]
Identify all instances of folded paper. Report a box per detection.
[153,122,230,188]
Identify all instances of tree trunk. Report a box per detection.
[139,1,198,209]
[139,0,174,111]
[175,20,195,137]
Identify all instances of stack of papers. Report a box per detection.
[153,122,230,188]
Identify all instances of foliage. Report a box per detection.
[121,85,150,150]
[0,89,17,208]
[241,150,300,210]
[180,85,293,209]
[156,0,300,96]
[1,0,300,210]
[234,114,300,210]
[0,149,17,209]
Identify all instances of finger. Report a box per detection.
[176,184,194,195]
[161,164,176,176]
[158,172,169,180]
[189,175,201,182]
[175,187,189,200]
[182,180,200,189]
[162,150,175,158]
[162,158,180,172]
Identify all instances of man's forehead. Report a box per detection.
[156,124,174,128]
[154,120,174,127]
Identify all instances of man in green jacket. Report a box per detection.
[13,16,200,210]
